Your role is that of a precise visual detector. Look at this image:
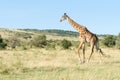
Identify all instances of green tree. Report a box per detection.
[61,39,72,49]
[102,35,116,47]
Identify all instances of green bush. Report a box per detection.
[61,39,72,49]
[102,35,116,47]
[32,35,47,48]
[8,36,20,49]
[0,35,7,49]
[46,40,56,49]
[116,33,120,49]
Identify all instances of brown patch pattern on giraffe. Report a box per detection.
[60,13,104,63]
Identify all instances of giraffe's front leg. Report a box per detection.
[82,43,85,63]
[77,42,84,63]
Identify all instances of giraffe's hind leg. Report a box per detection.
[95,43,104,63]
[88,43,94,62]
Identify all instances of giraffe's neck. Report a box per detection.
[66,16,85,32]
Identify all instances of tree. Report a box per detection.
[61,39,72,49]
[102,35,116,47]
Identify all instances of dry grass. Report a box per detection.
[0,28,120,80]
[0,48,120,80]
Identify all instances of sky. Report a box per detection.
[0,0,120,35]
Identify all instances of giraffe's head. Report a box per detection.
[60,13,68,22]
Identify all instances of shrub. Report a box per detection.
[61,39,72,49]
[32,35,47,48]
[116,33,120,49]
[46,40,56,49]
[0,35,7,49]
[8,36,20,49]
[102,35,116,47]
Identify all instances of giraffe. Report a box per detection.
[60,13,104,63]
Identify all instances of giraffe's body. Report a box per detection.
[60,13,103,63]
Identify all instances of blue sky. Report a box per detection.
[0,0,120,35]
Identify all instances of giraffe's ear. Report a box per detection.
[64,13,66,15]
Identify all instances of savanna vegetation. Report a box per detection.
[0,28,120,80]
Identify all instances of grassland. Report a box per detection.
[0,28,120,80]
[0,48,120,80]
